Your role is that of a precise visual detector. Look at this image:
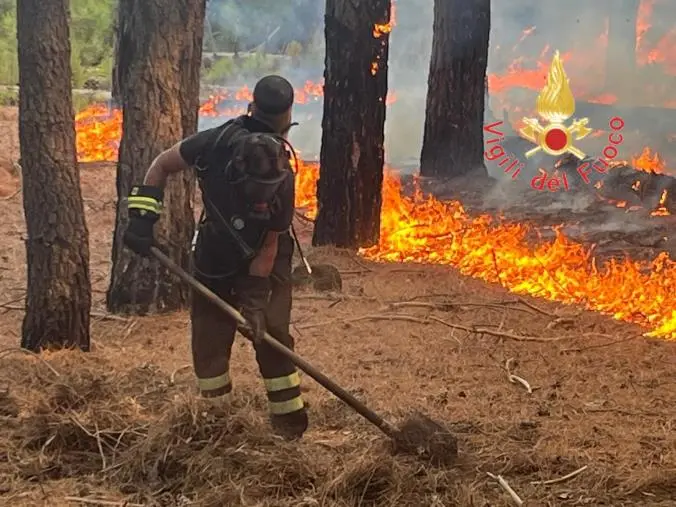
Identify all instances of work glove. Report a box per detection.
[234,274,271,344]
[123,185,163,257]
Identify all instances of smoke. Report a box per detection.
[204,0,676,177]
[485,0,676,178]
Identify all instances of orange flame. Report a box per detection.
[74,82,397,162]
[650,189,670,216]
[373,2,396,38]
[632,146,668,174]
[371,2,396,74]
[289,163,675,340]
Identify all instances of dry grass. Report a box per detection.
[0,116,675,505]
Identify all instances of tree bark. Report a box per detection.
[106,0,204,314]
[178,0,207,137]
[17,0,91,351]
[605,0,639,100]
[312,0,391,249]
[420,0,491,178]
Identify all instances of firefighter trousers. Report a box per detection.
[190,233,304,418]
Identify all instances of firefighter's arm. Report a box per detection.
[143,142,190,188]
[124,140,194,256]
[144,124,221,187]
[249,231,280,277]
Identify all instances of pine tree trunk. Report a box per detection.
[17,0,91,351]
[179,0,207,137]
[605,0,639,100]
[106,0,204,314]
[420,0,491,178]
[312,0,391,249]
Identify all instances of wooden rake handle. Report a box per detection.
[149,246,397,438]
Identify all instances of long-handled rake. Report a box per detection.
[151,246,458,465]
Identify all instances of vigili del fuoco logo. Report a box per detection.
[484,51,626,192]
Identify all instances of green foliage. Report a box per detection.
[0,0,116,87]
[0,0,322,88]
[71,0,116,67]
[202,56,234,85]
[0,7,17,85]
[202,52,281,85]
[72,91,108,112]
[0,87,100,111]
[0,88,17,106]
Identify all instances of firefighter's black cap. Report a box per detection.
[253,75,294,115]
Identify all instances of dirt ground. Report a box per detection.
[0,107,675,506]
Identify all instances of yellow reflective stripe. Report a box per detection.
[197,372,231,391]
[128,203,160,214]
[128,196,161,206]
[128,196,161,212]
[269,396,304,415]
[264,371,300,392]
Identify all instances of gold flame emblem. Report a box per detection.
[519,51,592,159]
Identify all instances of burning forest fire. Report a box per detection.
[298,160,675,341]
[71,0,675,340]
[74,102,675,340]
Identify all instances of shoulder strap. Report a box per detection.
[195,117,249,173]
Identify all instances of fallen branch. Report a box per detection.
[0,347,61,376]
[170,364,192,385]
[338,269,371,275]
[516,297,551,316]
[426,316,568,342]
[297,313,570,342]
[486,472,524,505]
[562,335,640,353]
[530,464,588,485]
[505,358,533,393]
[0,295,26,310]
[380,300,534,314]
[63,497,143,507]
[399,294,544,313]
[294,210,314,223]
[1,187,21,200]
[348,255,375,272]
[91,311,130,322]
[546,317,575,330]
[296,313,428,330]
[0,304,129,322]
[94,422,107,470]
[295,293,376,302]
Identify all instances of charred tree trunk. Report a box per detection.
[17,0,91,351]
[312,0,391,249]
[106,0,204,314]
[605,0,639,99]
[420,0,491,178]
[179,0,206,137]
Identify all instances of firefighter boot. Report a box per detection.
[271,406,309,440]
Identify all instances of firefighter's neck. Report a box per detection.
[249,105,292,136]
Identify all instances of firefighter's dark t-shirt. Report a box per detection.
[178,115,295,233]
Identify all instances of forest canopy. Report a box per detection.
[0,0,322,88]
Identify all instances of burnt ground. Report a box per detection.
[0,107,675,506]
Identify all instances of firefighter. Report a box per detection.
[122,75,308,440]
